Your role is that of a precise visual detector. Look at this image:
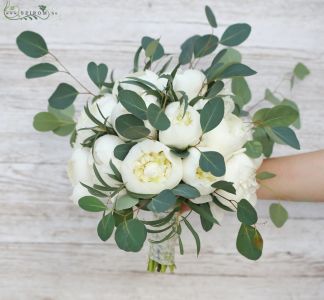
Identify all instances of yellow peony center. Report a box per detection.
[175,110,192,126]
[195,167,215,182]
[133,151,172,183]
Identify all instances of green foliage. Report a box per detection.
[205,5,217,28]
[244,140,263,158]
[179,35,200,65]
[281,99,301,129]
[113,208,133,226]
[237,199,258,225]
[133,46,142,72]
[16,31,48,58]
[220,23,251,46]
[194,34,219,58]
[48,105,75,136]
[118,90,148,120]
[206,81,224,97]
[170,148,190,158]
[256,172,276,180]
[33,112,60,132]
[97,212,115,241]
[200,97,224,133]
[212,180,236,194]
[26,63,58,78]
[199,203,214,232]
[261,105,299,127]
[186,201,219,225]
[293,63,310,80]
[231,77,251,107]
[141,36,164,62]
[147,103,170,130]
[87,62,108,88]
[114,142,136,160]
[115,194,139,211]
[115,219,147,252]
[211,195,234,212]
[147,190,177,213]
[78,196,107,212]
[264,89,280,105]
[172,184,200,199]
[236,224,263,260]
[220,63,256,79]
[48,83,79,109]
[270,127,300,149]
[115,114,150,140]
[269,203,288,228]
[199,151,226,177]
[182,217,201,256]
[253,127,274,157]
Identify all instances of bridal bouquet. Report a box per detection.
[16,6,309,272]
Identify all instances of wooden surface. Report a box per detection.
[1,0,324,299]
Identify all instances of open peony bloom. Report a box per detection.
[75,94,117,146]
[112,70,165,98]
[89,134,123,186]
[173,69,207,100]
[217,151,263,209]
[67,147,93,203]
[120,140,183,194]
[159,102,202,150]
[182,147,221,196]
[110,94,158,141]
[199,113,252,157]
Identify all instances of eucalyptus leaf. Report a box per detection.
[16,31,48,58]
[118,90,147,120]
[293,63,310,80]
[97,213,115,241]
[172,184,200,199]
[270,127,300,150]
[205,5,217,28]
[237,199,258,225]
[147,103,170,130]
[78,196,107,212]
[256,172,276,180]
[182,217,201,256]
[115,114,150,140]
[220,63,256,79]
[114,142,136,160]
[141,37,164,62]
[220,23,251,46]
[179,35,200,65]
[147,190,177,213]
[269,203,288,228]
[199,151,226,177]
[236,224,263,260]
[48,83,79,109]
[211,180,236,194]
[33,112,60,132]
[194,34,219,58]
[87,62,108,88]
[262,105,299,127]
[115,194,139,211]
[244,140,263,158]
[231,77,251,106]
[26,63,58,78]
[200,97,224,133]
[115,219,147,252]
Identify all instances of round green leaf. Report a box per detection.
[115,219,147,252]
[231,77,251,106]
[141,37,164,62]
[237,199,258,225]
[115,114,150,140]
[147,190,177,213]
[172,184,200,199]
[118,90,147,120]
[236,224,263,260]
[78,196,107,212]
[115,195,139,211]
[269,203,288,228]
[48,83,79,110]
[199,151,226,177]
[294,63,310,80]
[211,180,236,194]
[200,97,224,133]
[256,171,276,180]
[205,5,217,28]
[220,23,251,46]
[244,140,263,158]
[87,62,108,88]
[194,34,219,58]
[147,103,170,130]
[97,212,115,241]
[114,142,136,161]
[179,35,200,65]
[26,63,58,79]
[33,112,60,132]
[16,31,48,58]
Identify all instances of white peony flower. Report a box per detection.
[159,102,202,150]
[88,134,123,187]
[120,140,183,194]
[112,70,165,99]
[182,147,221,196]
[110,94,157,141]
[75,94,117,146]
[199,113,252,157]
[216,152,262,208]
[190,195,224,223]
[67,147,93,204]
[173,69,207,100]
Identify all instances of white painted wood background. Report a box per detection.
[1,0,324,299]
